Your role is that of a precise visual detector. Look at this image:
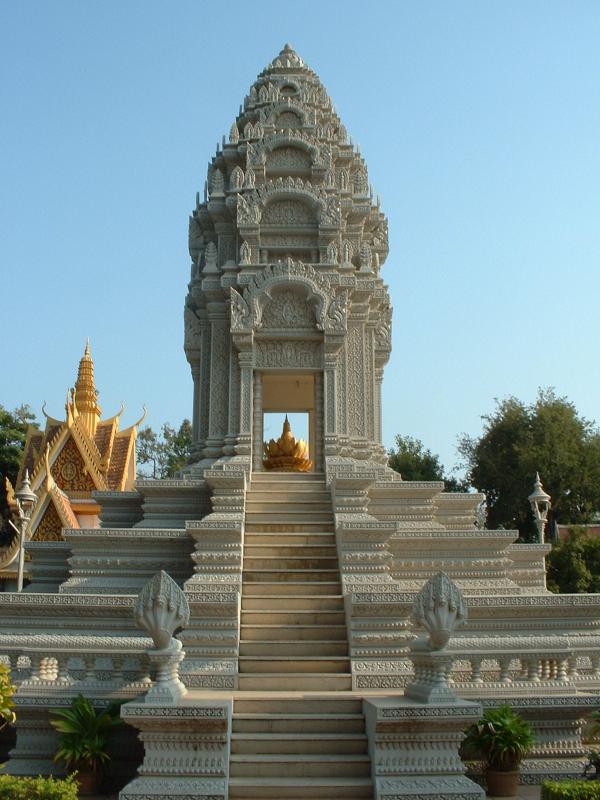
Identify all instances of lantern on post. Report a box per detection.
[528,473,551,543]
[13,470,38,592]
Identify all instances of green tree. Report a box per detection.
[547,527,600,593]
[136,419,193,479]
[388,434,468,491]
[0,661,16,731]
[459,389,600,541]
[0,404,38,542]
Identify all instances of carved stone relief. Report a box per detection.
[254,340,322,369]
[266,146,311,172]
[260,289,316,329]
[261,199,316,226]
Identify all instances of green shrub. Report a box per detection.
[542,780,600,799]
[0,773,78,799]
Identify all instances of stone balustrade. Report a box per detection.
[0,636,153,694]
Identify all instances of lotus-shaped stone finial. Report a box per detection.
[411,572,467,651]
[134,571,190,651]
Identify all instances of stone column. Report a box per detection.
[375,367,384,444]
[314,371,324,472]
[204,305,229,459]
[198,320,211,457]
[189,355,201,454]
[252,371,263,472]
[224,338,240,455]
[323,345,339,456]
[235,348,253,458]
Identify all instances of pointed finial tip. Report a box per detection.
[282,42,294,51]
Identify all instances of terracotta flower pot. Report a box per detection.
[74,769,100,796]
[485,768,520,797]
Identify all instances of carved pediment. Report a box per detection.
[266,146,311,174]
[262,198,316,226]
[261,289,317,330]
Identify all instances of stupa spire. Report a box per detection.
[74,339,101,436]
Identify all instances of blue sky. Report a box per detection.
[1,1,599,475]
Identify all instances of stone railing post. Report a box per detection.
[364,573,484,800]
[182,467,246,689]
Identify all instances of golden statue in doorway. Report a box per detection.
[263,415,312,472]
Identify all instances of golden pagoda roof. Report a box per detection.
[16,342,141,494]
[1,342,143,572]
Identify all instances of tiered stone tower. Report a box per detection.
[2,44,600,800]
[183,42,391,473]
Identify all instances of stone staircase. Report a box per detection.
[229,472,373,799]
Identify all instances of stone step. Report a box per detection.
[242,595,344,611]
[248,483,329,493]
[234,698,363,714]
[251,472,326,481]
[248,491,332,503]
[246,512,333,523]
[232,714,365,734]
[237,673,352,691]
[243,557,339,571]
[244,545,338,558]
[243,569,341,582]
[246,503,334,515]
[243,582,342,596]
[238,656,351,673]
[239,640,349,656]
[245,522,335,532]
[231,733,368,755]
[244,532,336,545]
[241,610,346,625]
[241,624,347,641]
[228,776,373,798]
[229,753,370,778]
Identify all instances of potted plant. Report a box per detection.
[50,694,124,796]
[463,704,534,797]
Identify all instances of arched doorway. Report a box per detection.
[252,370,324,473]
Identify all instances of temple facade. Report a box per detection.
[1,44,600,800]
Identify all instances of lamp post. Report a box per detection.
[528,472,551,544]
[11,470,38,592]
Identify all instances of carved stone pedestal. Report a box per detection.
[364,697,484,800]
[119,699,231,799]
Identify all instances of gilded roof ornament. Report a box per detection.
[74,340,101,436]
